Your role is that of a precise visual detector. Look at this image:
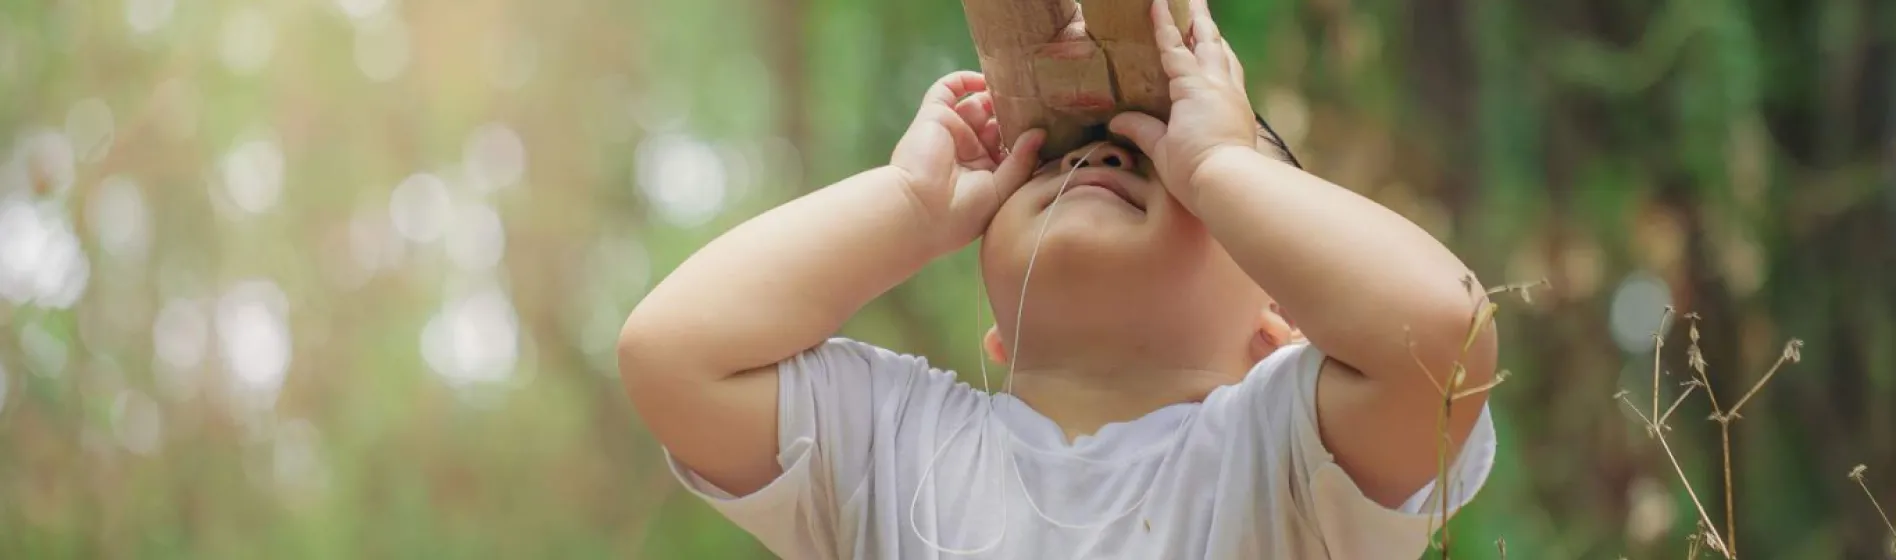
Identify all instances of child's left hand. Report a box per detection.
[1109,0,1257,206]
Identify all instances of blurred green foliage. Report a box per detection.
[1,0,1892,558]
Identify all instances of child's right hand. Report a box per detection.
[890,71,1045,253]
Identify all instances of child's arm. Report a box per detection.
[1111,0,1495,507]
[618,73,1043,496]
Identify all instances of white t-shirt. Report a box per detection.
[667,339,1496,559]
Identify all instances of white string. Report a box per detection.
[904,254,1008,555]
[909,145,1196,554]
[996,144,1172,530]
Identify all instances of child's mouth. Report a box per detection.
[1053,171,1144,212]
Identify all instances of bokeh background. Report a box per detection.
[1,0,1893,557]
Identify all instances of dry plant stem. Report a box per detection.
[1852,466,1896,542]
[1611,308,1812,560]
[1697,328,1800,558]
[1653,307,1672,438]
[1617,380,1734,557]
[1484,278,1550,302]
[1419,279,1529,557]
[1683,314,1736,557]
[1724,339,1805,420]
[1496,537,1506,559]
[1436,387,1454,555]
[1658,381,1700,428]
[1618,391,1732,558]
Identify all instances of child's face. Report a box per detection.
[978,141,1269,358]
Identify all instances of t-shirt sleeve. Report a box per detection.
[1219,342,1497,557]
[663,338,933,560]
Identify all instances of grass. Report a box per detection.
[1613,308,1805,558]
[1414,277,1547,557]
[1425,289,1888,559]
[1849,465,1896,553]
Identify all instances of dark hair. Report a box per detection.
[1254,112,1302,169]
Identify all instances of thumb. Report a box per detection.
[990,129,1046,198]
[1109,112,1166,156]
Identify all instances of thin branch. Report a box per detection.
[1851,465,1896,544]
[1407,327,1446,396]
[1615,391,1660,436]
[1658,379,1702,428]
[1452,370,1511,401]
[1723,339,1804,420]
[1484,277,1550,303]
[1685,313,1736,557]
[1653,307,1675,434]
[1686,315,1724,417]
[1653,423,1732,557]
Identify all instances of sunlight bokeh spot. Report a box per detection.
[112,389,164,456]
[221,138,285,214]
[636,134,727,227]
[65,98,116,163]
[1624,476,1674,545]
[462,122,526,192]
[216,280,291,410]
[1609,271,1672,353]
[0,196,91,308]
[422,284,519,390]
[353,13,411,83]
[220,8,277,74]
[125,0,175,34]
[389,173,452,243]
[153,297,209,400]
[444,202,505,271]
[88,176,151,261]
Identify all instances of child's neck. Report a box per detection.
[1009,366,1234,443]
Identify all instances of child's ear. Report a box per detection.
[983,326,1009,365]
[1251,302,1301,362]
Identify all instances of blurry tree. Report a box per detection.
[0,0,1889,558]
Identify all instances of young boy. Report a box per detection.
[618,1,1497,557]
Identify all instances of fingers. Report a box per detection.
[921,71,988,109]
[939,108,991,169]
[1151,0,1197,79]
[953,92,1002,164]
[1108,112,1167,155]
[979,120,1004,165]
[1189,0,1229,78]
[990,129,1046,198]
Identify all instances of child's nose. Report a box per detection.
[1062,142,1135,172]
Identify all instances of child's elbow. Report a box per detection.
[615,311,667,385]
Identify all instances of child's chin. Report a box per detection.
[1022,222,1154,262]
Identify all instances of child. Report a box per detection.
[617,0,1497,557]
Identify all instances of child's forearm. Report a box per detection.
[620,166,940,381]
[1187,147,1493,382]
